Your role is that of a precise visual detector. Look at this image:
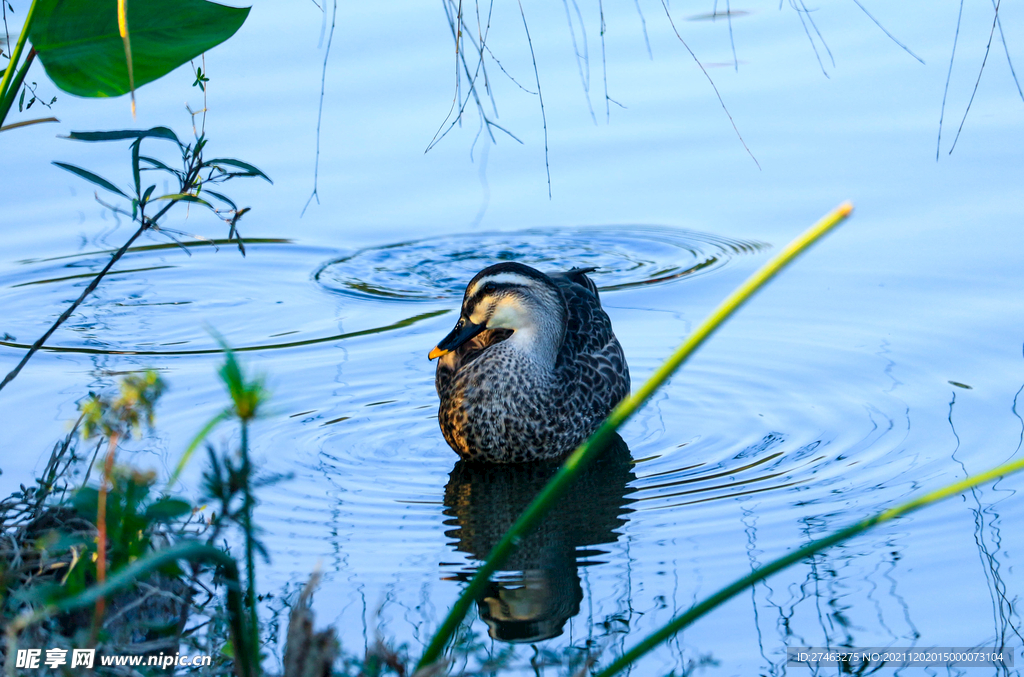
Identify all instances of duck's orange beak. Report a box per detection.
[428,346,448,360]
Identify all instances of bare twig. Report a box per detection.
[948,0,1001,155]
[302,0,337,216]
[659,0,760,169]
[517,0,551,197]
[937,0,966,160]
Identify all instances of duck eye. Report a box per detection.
[482,282,497,294]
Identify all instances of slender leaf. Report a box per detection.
[68,126,180,144]
[151,193,214,209]
[202,188,237,210]
[141,184,156,204]
[131,139,141,197]
[0,116,59,132]
[205,157,272,183]
[139,154,182,177]
[144,497,192,521]
[594,453,1024,677]
[29,0,250,98]
[53,161,127,198]
[166,409,230,490]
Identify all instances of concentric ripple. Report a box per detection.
[314,227,768,301]
[0,239,447,356]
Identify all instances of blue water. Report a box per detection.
[3,0,1024,673]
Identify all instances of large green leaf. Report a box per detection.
[29,0,250,98]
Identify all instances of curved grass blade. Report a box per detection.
[152,193,214,209]
[205,157,272,183]
[202,188,237,210]
[0,116,60,132]
[68,126,181,144]
[166,408,230,491]
[415,201,854,671]
[593,453,1024,677]
[52,161,127,198]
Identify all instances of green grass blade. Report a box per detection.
[593,454,1024,677]
[69,126,182,144]
[166,409,230,491]
[0,0,40,127]
[415,202,854,670]
[0,115,59,132]
[52,161,128,198]
[204,157,273,183]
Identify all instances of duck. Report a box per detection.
[428,262,630,463]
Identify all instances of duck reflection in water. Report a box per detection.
[442,434,636,642]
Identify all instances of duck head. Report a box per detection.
[428,262,567,368]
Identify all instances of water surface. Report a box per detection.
[2,0,1024,674]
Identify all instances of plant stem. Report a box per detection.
[0,222,148,391]
[0,47,36,127]
[90,436,119,644]
[0,198,175,393]
[240,419,259,671]
[415,201,854,670]
[593,453,1024,677]
[0,0,39,127]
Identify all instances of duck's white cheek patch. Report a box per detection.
[486,298,527,329]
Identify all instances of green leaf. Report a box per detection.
[152,192,214,209]
[53,161,127,198]
[71,486,100,517]
[29,0,250,98]
[68,126,181,144]
[205,157,272,183]
[131,139,141,197]
[166,408,230,490]
[202,188,237,210]
[139,155,182,177]
[144,497,192,521]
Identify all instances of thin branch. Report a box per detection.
[302,0,336,216]
[798,0,835,69]
[850,0,924,65]
[792,0,829,78]
[634,0,653,59]
[659,0,760,169]
[949,0,1001,155]
[992,0,1023,103]
[0,222,150,392]
[727,0,737,71]
[937,0,965,160]
[561,0,596,123]
[517,0,551,197]
[599,0,610,121]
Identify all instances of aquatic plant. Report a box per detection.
[2,361,266,676]
[0,0,248,130]
[0,126,270,393]
[189,338,271,675]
